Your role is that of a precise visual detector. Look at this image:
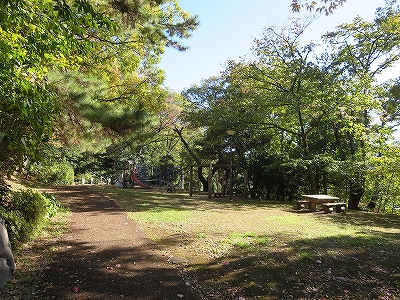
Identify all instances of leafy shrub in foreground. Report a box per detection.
[42,192,61,218]
[0,189,60,248]
[0,179,10,202]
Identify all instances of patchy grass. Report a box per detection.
[103,187,400,300]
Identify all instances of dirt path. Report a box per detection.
[39,185,197,300]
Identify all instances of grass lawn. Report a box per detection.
[102,187,400,300]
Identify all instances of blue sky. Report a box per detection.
[159,0,388,92]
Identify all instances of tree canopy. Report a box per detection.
[0,0,199,176]
[179,2,400,209]
[2,0,400,212]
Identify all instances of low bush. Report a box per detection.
[0,189,61,248]
[42,192,61,218]
[0,179,10,201]
[33,162,74,185]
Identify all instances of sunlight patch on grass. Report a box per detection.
[257,236,271,245]
[222,232,271,250]
[128,209,192,224]
[226,233,253,249]
[266,214,361,239]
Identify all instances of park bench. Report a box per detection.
[321,202,347,213]
[294,200,311,210]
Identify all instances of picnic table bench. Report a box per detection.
[321,202,347,213]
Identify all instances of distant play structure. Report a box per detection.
[120,162,151,189]
[118,160,181,190]
[130,170,151,189]
[117,170,151,189]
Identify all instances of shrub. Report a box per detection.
[42,192,61,218]
[0,179,10,201]
[49,162,74,185]
[33,162,74,185]
[0,189,60,248]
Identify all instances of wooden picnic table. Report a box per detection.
[301,194,340,211]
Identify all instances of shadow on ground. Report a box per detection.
[182,233,400,300]
[40,242,192,300]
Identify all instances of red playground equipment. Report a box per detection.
[130,170,151,189]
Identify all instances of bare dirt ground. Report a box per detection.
[36,185,198,300]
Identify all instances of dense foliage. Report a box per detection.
[1,0,400,214]
[181,2,400,210]
[0,0,199,178]
[0,0,199,246]
[0,189,61,248]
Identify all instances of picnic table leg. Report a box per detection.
[310,202,317,211]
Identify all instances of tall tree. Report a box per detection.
[0,0,113,176]
[224,20,347,194]
[323,7,400,208]
[0,0,199,178]
[52,0,199,154]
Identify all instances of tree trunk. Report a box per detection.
[173,127,209,192]
[306,164,316,194]
[299,132,316,194]
[348,181,364,210]
[197,166,208,192]
[322,171,327,194]
[334,121,363,210]
[333,124,346,160]
[298,108,316,194]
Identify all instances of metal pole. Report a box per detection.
[189,166,193,196]
[244,168,248,198]
[226,130,235,201]
[208,162,213,199]
[229,152,233,200]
